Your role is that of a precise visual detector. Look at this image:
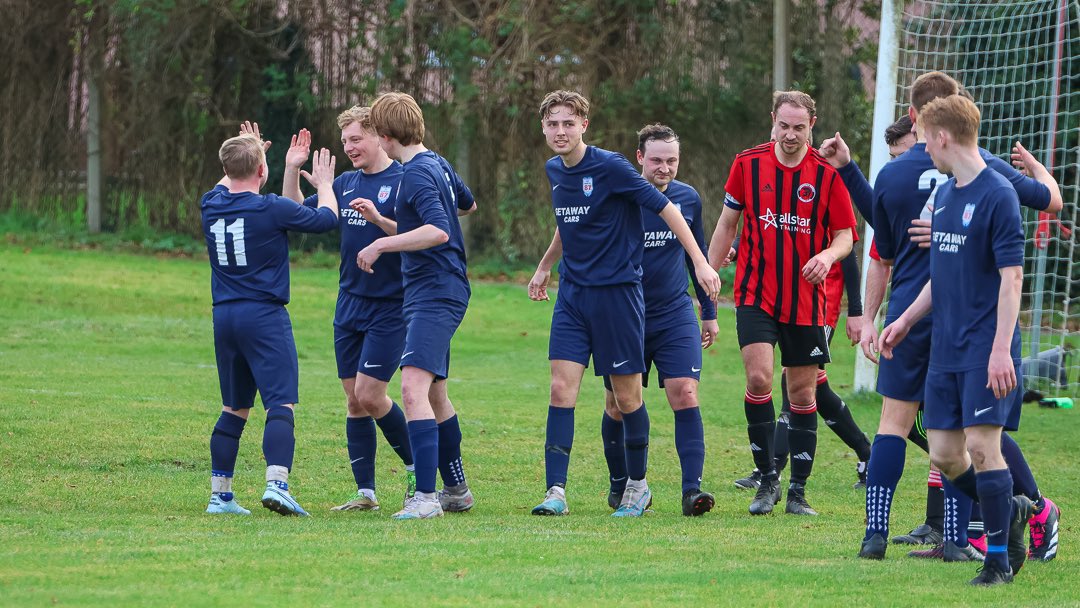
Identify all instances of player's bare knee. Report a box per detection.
[665,380,698,410]
[745,370,772,395]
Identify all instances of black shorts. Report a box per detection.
[735,305,831,367]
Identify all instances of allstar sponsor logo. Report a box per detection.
[758,208,811,234]
[582,176,594,197]
[377,185,392,204]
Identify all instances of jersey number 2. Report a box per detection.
[210,218,247,266]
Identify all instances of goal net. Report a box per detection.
[872,0,1079,398]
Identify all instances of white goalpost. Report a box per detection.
[857,0,1080,398]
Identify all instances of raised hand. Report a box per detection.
[239,121,271,152]
[286,128,311,169]
[300,148,336,189]
[818,131,851,169]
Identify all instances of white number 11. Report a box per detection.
[210,218,247,266]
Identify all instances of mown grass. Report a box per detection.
[0,243,1075,607]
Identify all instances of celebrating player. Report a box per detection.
[203,127,339,517]
[597,124,718,516]
[281,106,417,512]
[358,92,477,519]
[708,91,856,516]
[528,91,721,517]
[878,94,1034,585]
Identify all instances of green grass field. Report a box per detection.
[1,242,1076,607]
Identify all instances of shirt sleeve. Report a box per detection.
[985,154,1051,211]
[869,239,880,261]
[609,154,669,214]
[871,179,895,261]
[825,171,857,232]
[452,170,476,211]
[841,252,863,316]
[724,159,745,211]
[685,196,717,321]
[837,161,875,225]
[990,187,1025,269]
[402,170,451,234]
[272,195,337,233]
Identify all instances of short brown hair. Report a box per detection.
[919,95,981,146]
[884,115,914,146]
[636,123,679,154]
[337,104,374,131]
[370,92,425,145]
[219,134,264,179]
[772,90,816,118]
[910,71,960,112]
[539,90,590,120]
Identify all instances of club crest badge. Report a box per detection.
[797,183,817,203]
[962,203,976,227]
[583,176,594,197]
[378,185,392,204]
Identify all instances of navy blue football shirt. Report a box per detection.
[546,146,670,286]
[201,185,337,305]
[394,150,474,302]
[929,168,1024,370]
[641,179,716,321]
[304,162,405,299]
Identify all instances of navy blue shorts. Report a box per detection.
[333,292,406,382]
[400,297,468,380]
[549,281,645,377]
[923,363,1023,431]
[877,316,931,402]
[604,299,701,390]
[212,302,298,409]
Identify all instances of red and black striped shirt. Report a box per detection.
[724,142,856,326]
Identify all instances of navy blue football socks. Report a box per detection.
[263,406,295,470]
[601,411,627,494]
[622,404,650,481]
[976,468,1013,570]
[346,416,377,491]
[1001,433,1041,503]
[211,411,247,501]
[943,476,973,547]
[407,419,439,494]
[375,402,414,466]
[545,406,574,488]
[438,415,466,486]
[673,407,705,493]
[864,434,905,541]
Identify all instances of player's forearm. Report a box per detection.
[992,266,1023,354]
[660,203,708,267]
[371,215,398,235]
[372,224,449,254]
[315,182,339,217]
[823,229,853,263]
[283,167,303,203]
[708,210,739,269]
[864,258,891,322]
[536,229,562,272]
[899,281,933,325]
[1027,163,1063,214]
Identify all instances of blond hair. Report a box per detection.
[919,95,981,146]
[539,90,590,120]
[218,134,264,179]
[336,104,374,132]
[772,90,816,118]
[910,71,961,112]
[369,92,425,145]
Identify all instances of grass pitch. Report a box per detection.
[0,243,1076,607]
